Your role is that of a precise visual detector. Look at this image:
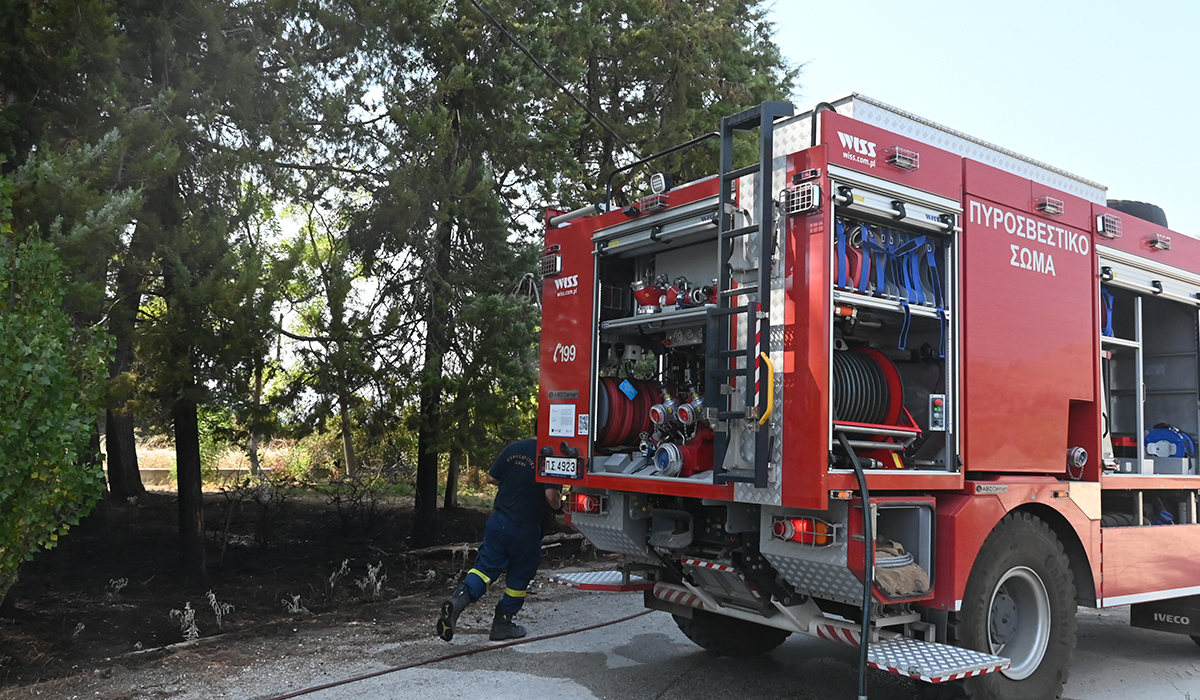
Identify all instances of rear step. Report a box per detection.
[548,570,652,592]
[862,635,1009,684]
[549,572,1010,684]
[652,581,1009,684]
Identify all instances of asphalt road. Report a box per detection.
[297,578,1200,700]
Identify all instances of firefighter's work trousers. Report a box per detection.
[463,511,543,615]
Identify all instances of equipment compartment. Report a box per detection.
[590,189,723,482]
[1101,281,1200,476]
[827,211,957,473]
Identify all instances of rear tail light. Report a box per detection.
[771,517,835,546]
[570,492,605,514]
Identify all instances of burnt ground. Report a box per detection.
[0,488,592,694]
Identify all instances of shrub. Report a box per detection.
[0,210,108,600]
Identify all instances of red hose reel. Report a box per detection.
[595,377,662,448]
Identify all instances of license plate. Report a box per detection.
[543,456,578,477]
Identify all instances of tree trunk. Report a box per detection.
[468,457,481,490]
[246,361,262,476]
[0,570,18,616]
[105,411,142,499]
[104,261,145,500]
[411,100,461,547]
[174,392,207,584]
[411,214,454,547]
[412,380,443,547]
[444,439,461,510]
[247,433,261,476]
[338,390,357,477]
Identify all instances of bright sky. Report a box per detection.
[771,0,1200,237]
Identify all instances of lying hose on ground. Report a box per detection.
[262,609,653,700]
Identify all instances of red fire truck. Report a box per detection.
[536,94,1200,700]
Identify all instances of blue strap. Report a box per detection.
[893,234,927,305]
[925,242,944,309]
[908,241,925,305]
[863,226,888,297]
[884,228,898,298]
[1101,288,1114,337]
[898,301,912,350]
[873,226,899,298]
[889,230,905,300]
[836,219,848,289]
[856,225,872,293]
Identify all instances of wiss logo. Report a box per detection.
[554,275,579,290]
[837,131,876,158]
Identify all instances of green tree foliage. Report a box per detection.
[2,0,797,559]
[0,174,109,601]
[277,204,394,477]
[534,0,798,205]
[0,0,150,498]
[366,0,795,544]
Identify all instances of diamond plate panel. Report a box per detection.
[729,210,759,273]
[868,636,1009,684]
[549,570,652,592]
[734,476,781,505]
[772,116,814,156]
[758,504,863,604]
[841,96,1106,203]
[570,493,653,561]
[771,96,1106,202]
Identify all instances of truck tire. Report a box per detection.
[1106,199,1169,228]
[672,610,791,656]
[956,512,1076,700]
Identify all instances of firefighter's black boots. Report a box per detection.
[437,583,472,641]
[489,611,527,641]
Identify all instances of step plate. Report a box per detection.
[868,636,1010,684]
[548,570,652,592]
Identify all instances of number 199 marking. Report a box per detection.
[553,344,577,362]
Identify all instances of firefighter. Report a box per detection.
[437,438,563,641]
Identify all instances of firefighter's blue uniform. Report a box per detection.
[437,439,561,641]
[463,438,550,614]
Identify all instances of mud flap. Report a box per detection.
[1130,595,1200,636]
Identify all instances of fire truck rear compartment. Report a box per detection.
[590,200,956,480]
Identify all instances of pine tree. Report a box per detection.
[366,0,795,545]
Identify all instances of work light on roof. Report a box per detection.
[638,192,669,213]
[1036,196,1064,216]
[885,146,919,171]
[1097,213,1122,239]
[782,181,821,216]
[650,172,673,194]
[1146,232,1171,251]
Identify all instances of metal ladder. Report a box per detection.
[706,101,793,487]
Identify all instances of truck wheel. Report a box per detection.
[672,610,791,656]
[956,512,1076,700]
